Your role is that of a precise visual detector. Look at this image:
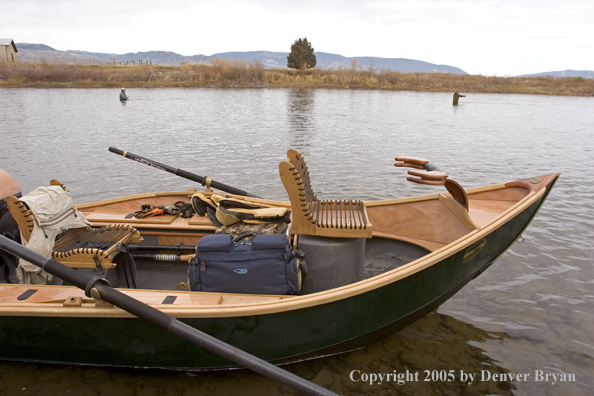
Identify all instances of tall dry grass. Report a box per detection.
[1,59,592,96]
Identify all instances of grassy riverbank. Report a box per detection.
[1,60,593,96]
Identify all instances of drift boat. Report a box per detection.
[0,149,559,371]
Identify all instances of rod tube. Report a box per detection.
[0,235,337,396]
[108,147,259,198]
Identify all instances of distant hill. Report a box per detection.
[519,70,594,79]
[16,43,466,74]
[15,43,97,62]
[67,49,211,65]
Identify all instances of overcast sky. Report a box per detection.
[2,0,592,76]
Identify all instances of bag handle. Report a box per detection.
[233,232,257,243]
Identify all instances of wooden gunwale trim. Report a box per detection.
[1,175,557,319]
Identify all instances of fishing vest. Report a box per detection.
[17,186,92,284]
[191,192,291,227]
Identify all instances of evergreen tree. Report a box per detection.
[287,38,316,70]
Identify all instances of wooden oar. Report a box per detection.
[394,156,469,210]
[0,235,337,396]
[108,147,260,198]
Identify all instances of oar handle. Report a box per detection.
[395,156,445,185]
[394,156,443,172]
[108,147,259,198]
[0,235,337,396]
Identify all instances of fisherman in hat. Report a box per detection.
[120,88,129,101]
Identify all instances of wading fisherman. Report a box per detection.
[453,91,465,105]
[120,88,129,101]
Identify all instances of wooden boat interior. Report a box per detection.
[65,174,552,297]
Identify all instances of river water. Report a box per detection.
[0,88,593,395]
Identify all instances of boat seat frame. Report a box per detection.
[279,149,372,238]
[6,191,143,271]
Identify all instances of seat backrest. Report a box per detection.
[286,150,317,202]
[6,196,34,243]
[280,150,319,222]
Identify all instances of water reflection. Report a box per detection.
[289,312,517,396]
[0,313,517,396]
[287,89,316,149]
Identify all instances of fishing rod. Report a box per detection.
[0,235,338,396]
[108,147,260,198]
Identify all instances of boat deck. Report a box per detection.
[0,283,296,318]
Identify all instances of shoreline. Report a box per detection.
[1,62,593,96]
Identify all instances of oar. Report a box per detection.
[394,156,469,210]
[0,235,337,396]
[108,147,260,198]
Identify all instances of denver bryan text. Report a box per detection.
[480,370,575,385]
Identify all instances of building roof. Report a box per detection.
[0,39,18,52]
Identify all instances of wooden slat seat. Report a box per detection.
[7,195,143,270]
[279,149,372,238]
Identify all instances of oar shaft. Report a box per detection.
[0,235,337,396]
[108,147,258,198]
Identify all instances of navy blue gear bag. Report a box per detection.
[188,233,307,295]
